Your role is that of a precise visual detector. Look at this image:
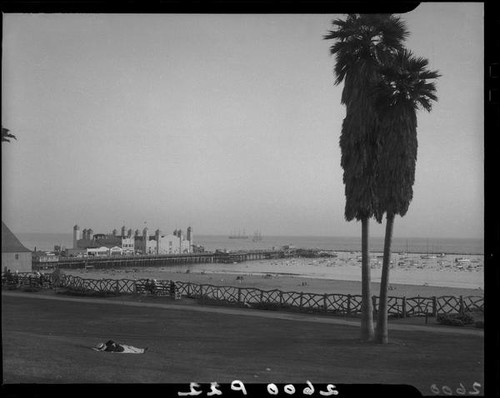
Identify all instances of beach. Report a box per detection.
[64,251,483,298]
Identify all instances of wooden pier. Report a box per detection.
[49,250,286,270]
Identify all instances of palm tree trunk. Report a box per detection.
[360,217,374,341]
[376,213,395,344]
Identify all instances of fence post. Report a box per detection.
[432,296,437,317]
[323,294,327,312]
[200,284,204,302]
[347,294,351,316]
[299,292,304,309]
[279,291,283,307]
[260,290,264,304]
[238,287,241,303]
[402,297,407,318]
[115,280,119,295]
[459,295,464,315]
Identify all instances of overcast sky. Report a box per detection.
[2,3,484,238]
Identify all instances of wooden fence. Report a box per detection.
[2,272,484,318]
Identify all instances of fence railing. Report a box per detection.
[2,272,484,318]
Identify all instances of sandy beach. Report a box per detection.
[64,251,483,298]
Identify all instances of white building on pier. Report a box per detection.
[72,224,193,256]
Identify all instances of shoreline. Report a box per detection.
[298,249,484,256]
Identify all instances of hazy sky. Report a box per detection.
[2,4,484,238]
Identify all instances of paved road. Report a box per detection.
[2,291,483,336]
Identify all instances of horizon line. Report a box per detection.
[15,231,484,241]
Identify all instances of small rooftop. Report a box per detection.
[2,222,31,253]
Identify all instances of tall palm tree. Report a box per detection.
[324,14,408,341]
[373,49,440,344]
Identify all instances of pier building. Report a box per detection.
[72,224,193,256]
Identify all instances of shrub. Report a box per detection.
[57,289,120,297]
[22,287,39,293]
[458,312,475,324]
[251,302,285,311]
[197,297,237,307]
[437,312,475,327]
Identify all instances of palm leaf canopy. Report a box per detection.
[373,49,440,114]
[324,14,409,91]
[373,50,440,222]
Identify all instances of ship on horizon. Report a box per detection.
[228,229,249,239]
[252,230,263,242]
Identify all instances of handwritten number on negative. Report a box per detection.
[320,384,339,396]
[470,382,481,395]
[430,383,481,396]
[178,382,203,396]
[207,382,223,396]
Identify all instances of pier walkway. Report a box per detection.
[49,250,285,270]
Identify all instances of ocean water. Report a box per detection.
[16,232,484,255]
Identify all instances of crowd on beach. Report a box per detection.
[274,251,483,272]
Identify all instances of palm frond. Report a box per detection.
[375,49,440,113]
[2,127,17,142]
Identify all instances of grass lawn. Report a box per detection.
[1,293,483,395]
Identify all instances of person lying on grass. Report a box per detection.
[93,340,148,354]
